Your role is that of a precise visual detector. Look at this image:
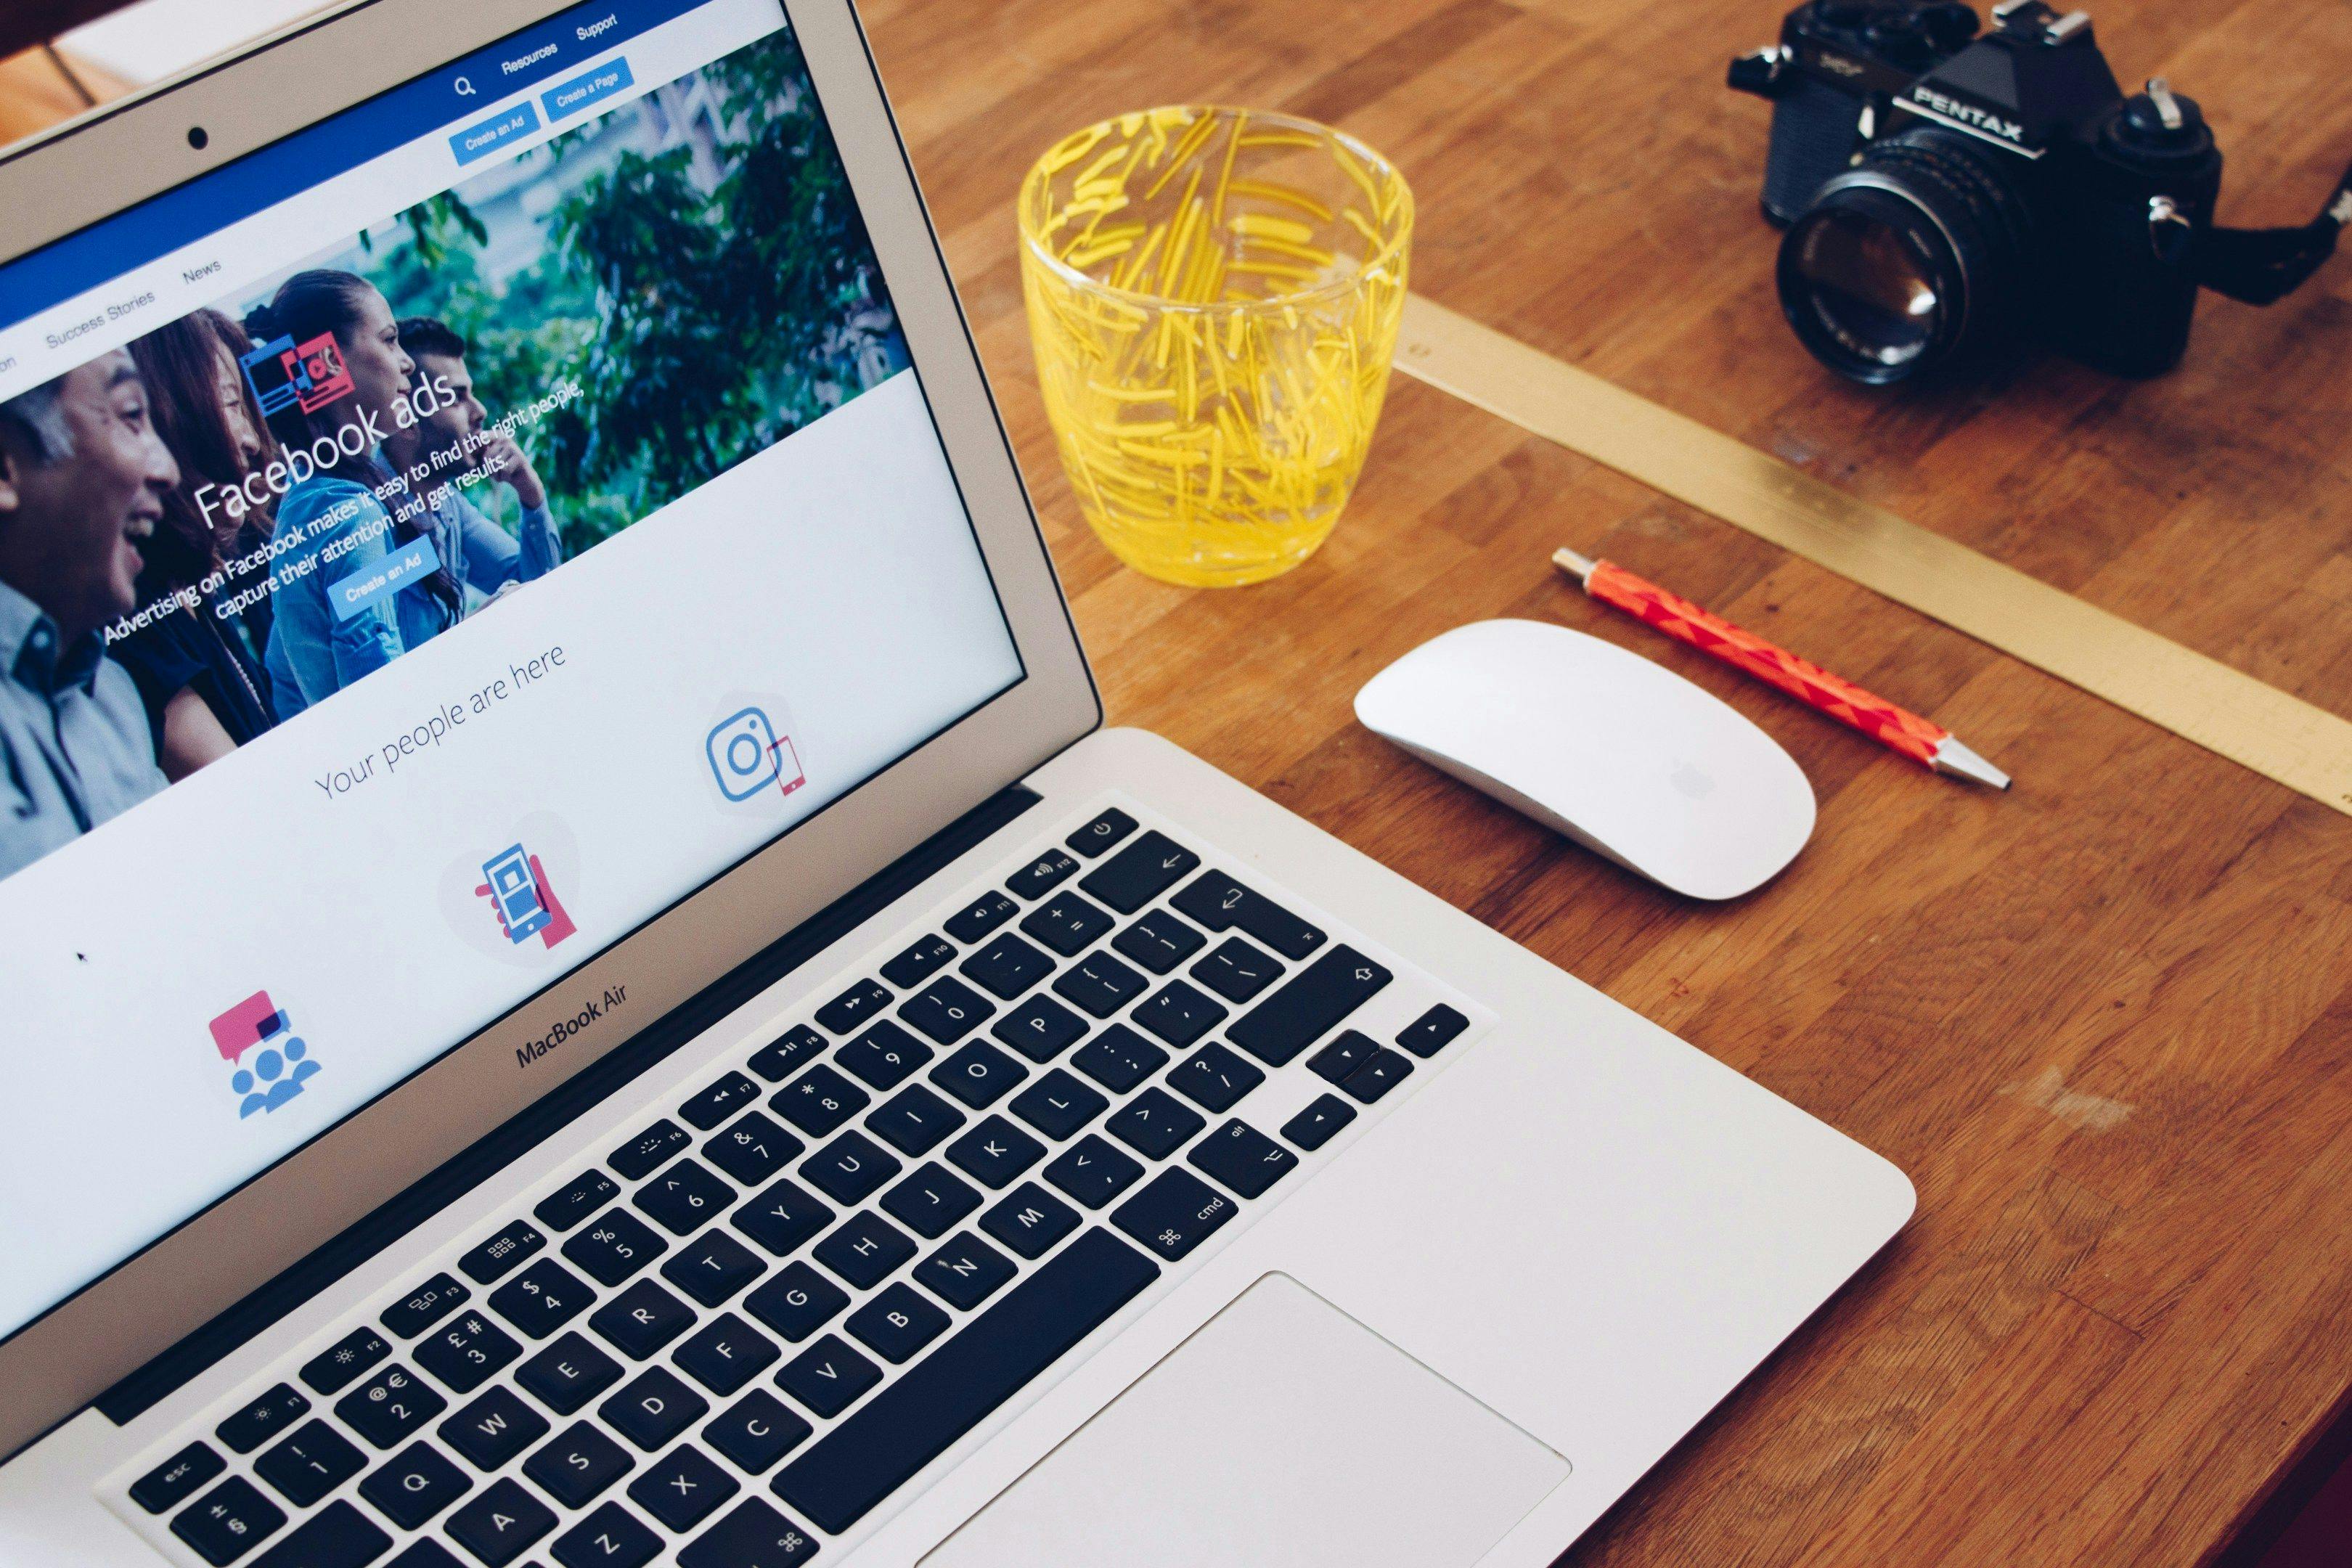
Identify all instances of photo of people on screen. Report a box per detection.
[0,25,908,886]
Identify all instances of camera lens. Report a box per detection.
[187,126,208,150]
[1776,128,2030,383]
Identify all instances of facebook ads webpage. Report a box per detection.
[0,0,1024,1343]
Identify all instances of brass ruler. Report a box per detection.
[1393,293,2352,818]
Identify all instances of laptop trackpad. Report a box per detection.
[921,1273,1572,1567]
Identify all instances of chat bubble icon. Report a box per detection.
[210,991,286,1062]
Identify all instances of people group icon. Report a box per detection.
[209,989,322,1119]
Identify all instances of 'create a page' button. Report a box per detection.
[449,101,542,166]
[542,57,634,123]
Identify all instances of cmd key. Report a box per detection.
[1227,946,1392,1066]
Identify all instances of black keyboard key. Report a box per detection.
[748,1025,826,1084]
[534,1170,619,1234]
[880,1163,982,1239]
[1008,1068,1108,1140]
[172,1476,286,1565]
[944,889,1017,944]
[514,1334,622,1416]
[915,1233,1017,1310]
[944,1115,1046,1189]
[600,1368,709,1452]
[979,1184,1082,1259]
[438,1387,549,1472]
[990,995,1088,1063]
[661,1230,768,1307]
[1341,1048,1414,1103]
[674,1313,780,1396]
[678,1499,822,1567]
[1042,1135,1146,1209]
[1398,1003,1470,1058]
[1066,807,1138,857]
[561,1209,669,1287]
[846,1282,950,1363]
[632,1159,737,1236]
[1077,830,1199,914]
[743,1262,849,1342]
[251,1500,388,1568]
[774,1228,1159,1534]
[337,1365,444,1450]
[387,1543,462,1568]
[1228,946,1392,1066]
[1307,1028,1381,1085]
[732,1178,835,1258]
[1188,936,1283,1003]
[382,1275,472,1341]
[521,1422,634,1509]
[133,1442,225,1514]
[682,1071,763,1131]
[1069,1024,1167,1094]
[489,1259,594,1340]
[1052,951,1148,1018]
[835,1019,933,1091]
[776,1334,882,1418]
[1282,1093,1357,1151]
[929,1040,1028,1108]
[550,1502,661,1568]
[1111,1167,1239,1262]
[800,1130,902,1205]
[703,1111,803,1187]
[1112,910,1206,974]
[705,1389,811,1474]
[863,1082,966,1156]
[959,931,1056,1000]
[361,1441,472,1529]
[814,979,890,1036]
[300,1328,391,1396]
[219,1384,310,1453]
[415,1310,522,1395]
[1171,870,1326,959]
[445,1477,555,1567]
[1018,891,1114,957]
[900,974,997,1045]
[1166,1041,1265,1113]
[1188,1118,1300,1197]
[1130,979,1229,1048]
[769,1064,869,1138]
[589,1280,695,1360]
[253,1419,365,1507]
[628,1444,738,1532]
[812,1211,915,1290]
[1005,848,1079,899]
[880,934,955,990]
[608,1119,691,1182]
[457,1222,544,1288]
[1104,1086,1206,1160]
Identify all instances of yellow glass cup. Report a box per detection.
[1018,106,1413,587]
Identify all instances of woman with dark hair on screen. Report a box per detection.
[243,269,462,717]
[114,310,286,779]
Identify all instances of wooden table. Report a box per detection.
[856,0,2352,1563]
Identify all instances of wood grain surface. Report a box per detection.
[850,1,2352,1564]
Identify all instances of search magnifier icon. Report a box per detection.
[454,75,477,97]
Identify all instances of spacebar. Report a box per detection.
[772,1227,1161,1534]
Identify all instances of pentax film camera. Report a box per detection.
[1728,0,2352,383]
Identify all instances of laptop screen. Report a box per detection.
[0,0,1024,1345]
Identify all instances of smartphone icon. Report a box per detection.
[482,844,552,944]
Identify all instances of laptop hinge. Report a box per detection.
[94,782,1043,1428]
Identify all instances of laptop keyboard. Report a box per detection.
[108,800,1482,1567]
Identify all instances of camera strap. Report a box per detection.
[2192,155,2352,306]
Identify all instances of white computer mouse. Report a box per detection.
[1354,618,1815,900]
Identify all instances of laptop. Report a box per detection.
[0,2,1914,1564]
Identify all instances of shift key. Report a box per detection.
[1226,946,1391,1066]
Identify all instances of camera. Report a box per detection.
[1729,0,2351,382]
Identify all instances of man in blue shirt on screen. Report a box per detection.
[0,350,176,880]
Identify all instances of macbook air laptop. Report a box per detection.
[0,3,1914,1563]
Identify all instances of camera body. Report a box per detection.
[1731,0,2226,379]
